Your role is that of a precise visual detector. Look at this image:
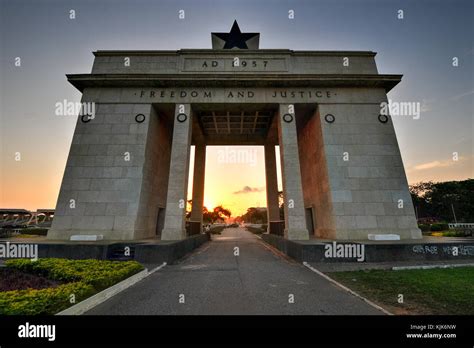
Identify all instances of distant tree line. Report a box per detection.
[186,201,231,223]
[202,205,231,223]
[187,179,473,226]
[236,207,267,224]
[410,179,474,223]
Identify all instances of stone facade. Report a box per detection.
[298,100,420,240]
[48,49,421,241]
[48,103,167,240]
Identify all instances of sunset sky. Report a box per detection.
[1,0,472,217]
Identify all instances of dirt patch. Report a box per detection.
[0,268,62,291]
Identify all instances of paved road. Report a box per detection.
[87,228,382,315]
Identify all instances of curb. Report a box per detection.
[56,262,167,315]
[302,261,393,315]
[392,263,474,271]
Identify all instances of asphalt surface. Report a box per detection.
[86,227,383,315]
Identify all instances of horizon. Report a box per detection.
[1,0,472,216]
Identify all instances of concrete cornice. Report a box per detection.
[67,73,401,92]
[94,51,179,56]
[93,50,377,57]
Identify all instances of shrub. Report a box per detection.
[0,229,14,238]
[5,258,144,291]
[1,258,144,315]
[0,282,95,315]
[0,228,48,238]
[22,228,48,236]
[418,224,431,232]
[442,230,471,237]
[430,223,449,231]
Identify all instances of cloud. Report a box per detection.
[233,186,264,194]
[413,161,450,171]
[450,89,474,101]
[410,156,466,172]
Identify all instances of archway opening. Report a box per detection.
[186,145,283,236]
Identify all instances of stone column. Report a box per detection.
[189,143,206,234]
[161,104,193,240]
[48,103,157,241]
[264,143,281,234]
[277,104,309,240]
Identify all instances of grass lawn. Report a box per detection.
[328,267,474,315]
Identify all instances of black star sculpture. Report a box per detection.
[211,20,260,49]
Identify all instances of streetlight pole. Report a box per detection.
[451,203,458,224]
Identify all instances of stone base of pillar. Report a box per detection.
[285,228,310,240]
[268,221,284,236]
[161,228,186,241]
[47,228,136,241]
[314,228,336,240]
[188,220,202,236]
[334,228,422,240]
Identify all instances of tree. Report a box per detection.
[212,205,232,222]
[409,182,434,220]
[202,207,213,223]
[238,207,267,224]
[186,202,232,223]
[278,190,285,220]
[410,179,474,222]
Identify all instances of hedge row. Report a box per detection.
[246,225,267,234]
[0,258,144,315]
[21,228,49,236]
[0,228,48,238]
[418,223,450,232]
[0,282,95,315]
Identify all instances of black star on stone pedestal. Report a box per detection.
[211,20,260,49]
